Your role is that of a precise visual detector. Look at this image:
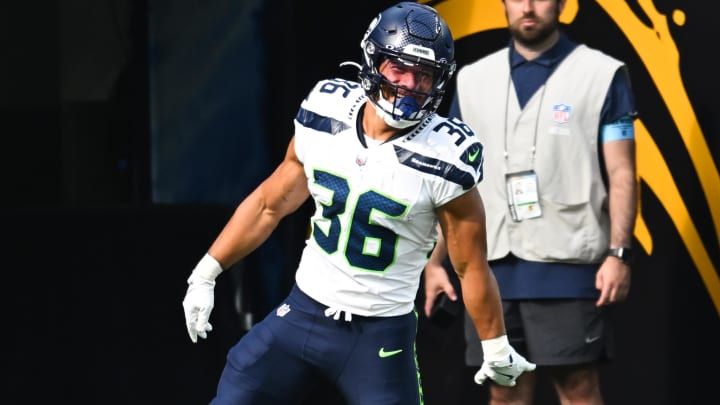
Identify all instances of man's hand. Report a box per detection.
[423,260,457,317]
[423,227,457,317]
[595,256,631,306]
[474,335,536,387]
[182,253,223,343]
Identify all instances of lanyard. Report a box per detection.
[503,73,546,170]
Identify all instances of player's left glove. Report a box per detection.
[474,335,536,387]
[182,253,223,343]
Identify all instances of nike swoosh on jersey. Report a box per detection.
[378,347,403,358]
[469,146,480,162]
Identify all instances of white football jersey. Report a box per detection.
[294,78,484,317]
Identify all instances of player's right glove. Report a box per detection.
[474,335,536,387]
[182,253,223,343]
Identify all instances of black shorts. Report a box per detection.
[464,299,614,366]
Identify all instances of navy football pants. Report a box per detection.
[210,284,423,405]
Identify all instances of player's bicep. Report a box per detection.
[435,188,488,278]
[258,136,310,216]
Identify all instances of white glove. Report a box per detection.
[182,253,223,343]
[474,335,536,387]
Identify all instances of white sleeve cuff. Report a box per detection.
[481,334,511,362]
[191,253,224,281]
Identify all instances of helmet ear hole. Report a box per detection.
[361,74,377,94]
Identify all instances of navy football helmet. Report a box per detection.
[358,2,456,128]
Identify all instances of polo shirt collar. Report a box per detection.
[509,31,578,69]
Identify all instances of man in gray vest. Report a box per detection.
[423,0,637,403]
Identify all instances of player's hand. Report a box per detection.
[182,253,224,343]
[183,273,215,343]
[474,336,536,387]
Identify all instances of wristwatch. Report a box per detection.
[607,247,633,264]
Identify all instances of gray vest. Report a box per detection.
[457,45,623,263]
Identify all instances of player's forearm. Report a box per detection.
[459,265,506,340]
[208,155,309,269]
[209,189,284,269]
